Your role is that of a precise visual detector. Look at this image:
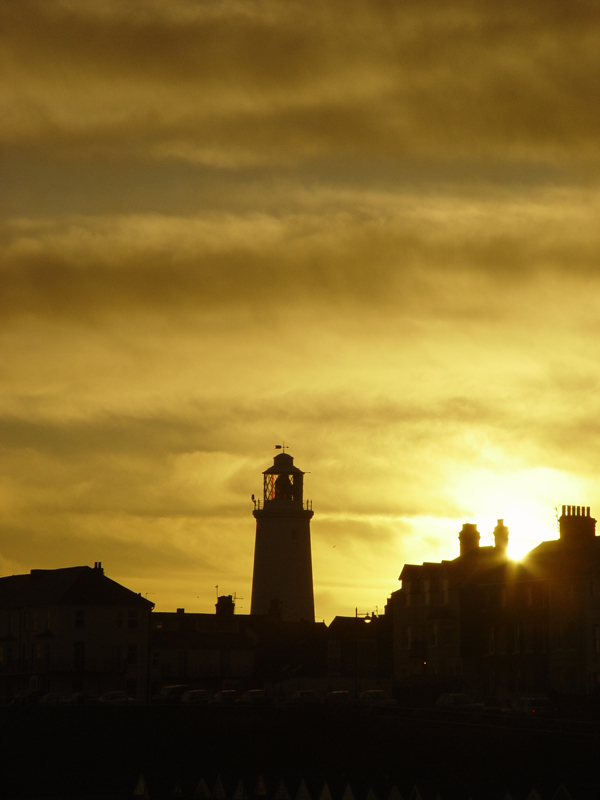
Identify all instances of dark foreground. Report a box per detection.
[1,704,599,800]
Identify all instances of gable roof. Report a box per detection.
[0,566,154,610]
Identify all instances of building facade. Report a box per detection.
[0,564,153,702]
[390,521,510,687]
[391,507,600,698]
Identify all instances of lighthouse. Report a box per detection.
[250,451,315,622]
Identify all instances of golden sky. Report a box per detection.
[2,0,600,621]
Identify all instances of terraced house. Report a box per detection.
[0,563,153,702]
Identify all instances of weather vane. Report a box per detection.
[275,443,289,453]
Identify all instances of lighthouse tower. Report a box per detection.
[250,451,315,622]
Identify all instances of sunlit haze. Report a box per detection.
[2,1,600,622]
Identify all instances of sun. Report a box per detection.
[449,464,582,560]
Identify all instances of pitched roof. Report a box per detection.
[0,566,153,609]
[525,535,600,578]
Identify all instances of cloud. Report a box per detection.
[2,0,600,620]
[3,184,600,331]
[2,0,600,164]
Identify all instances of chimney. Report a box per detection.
[215,595,235,616]
[559,505,596,542]
[493,519,509,553]
[459,523,480,557]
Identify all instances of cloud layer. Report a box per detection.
[2,0,600,619]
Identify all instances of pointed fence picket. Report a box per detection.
[132,773,577,800]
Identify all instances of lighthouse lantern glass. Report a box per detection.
[264,472,297,502]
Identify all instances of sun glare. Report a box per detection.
[450,465,582,560]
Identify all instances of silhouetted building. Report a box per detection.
[390,520,510,687]
[149,600,255,693]
[459,505,600,697]
[327,609,392,689]
[391,505,600,698]
[250,452,315,622]
[0,564,153,701]
[517,505,600,695]
[149,598,327,694]
[460,558,550,697]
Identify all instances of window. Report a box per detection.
[75,609,85,629]
[424,580,431,606]
[499,626,507,654]
[152,650,160,667]
[524,625,533,653]
[178,650,188,677]
[116,610,123,630]
[112,645,123,667]
[128,611,138,630]
[527,587,533,608]
[488,626,495,655]
[127,644,138,666]
[500,588,506,609]
[430,623,438,648]
[74,641,85,670]
[442,579,449,605]
[554,622,562,651]
[595,626,600,655]
[513,624,520,653]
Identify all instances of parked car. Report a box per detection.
[67,691,99,705]
[324,690,353,706]
[236,689,269,707]
[502,696,558,716]
[99,691,135,705]
[289,690,321,707]
[210,690,238,706]
[181,689,210,705]
[435,693,482,711]
[10,689,46,707]
[151,685,191,704]
[358,690,398,708]
[39,692,69,704]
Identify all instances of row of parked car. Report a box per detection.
[435,692,560,716]
[7,687,398,708]
[9,689,136,706]
[150,686,399,708]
